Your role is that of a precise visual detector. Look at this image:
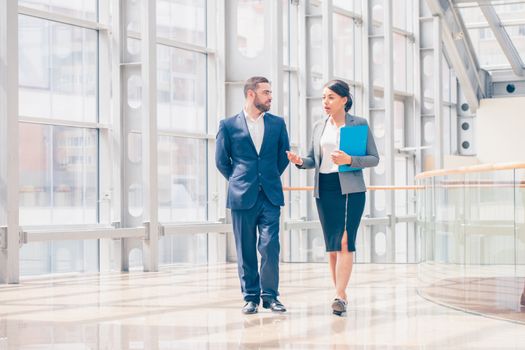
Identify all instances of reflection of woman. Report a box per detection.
[287,80,379,315]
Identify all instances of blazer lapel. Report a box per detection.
[345,113,357,126]
[315,117,329,164]
[237,111,258,154]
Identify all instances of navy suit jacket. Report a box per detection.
[215,111,290,210]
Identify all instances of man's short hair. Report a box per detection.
[244,76,270,97]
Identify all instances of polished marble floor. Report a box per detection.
[419,276,525,324]
[1,263,524,349]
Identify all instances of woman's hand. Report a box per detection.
[286,151,304,166]
[331,150,352,165]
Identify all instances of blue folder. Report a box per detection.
[338,125,368,172]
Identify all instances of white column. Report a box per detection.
[384,0,396,262]
[207,0,227,263]
[141,0,159,272]
[322,0,334,81]
[433,16,444,169]
[0,0,20,284]
[271,0,284,116]
[361,0,372,263]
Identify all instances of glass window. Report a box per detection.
[393,33,407,91]
[158,136,207,223]
[333,13,354,80]
[307,16,323,94]
[19,123,98,226]
[19,0,98,21]
[333,0,352,11]
[394,100,405,149]
[20,240,99,276]
[237,0,265,58]
[159,234,208,265]
[458,6,487,25]
[19,16,98,122]
[442,58,451,103]
[157,45,207,133]
[157,0,206,46]
[393,0,407,31]
[283,0,289,65]
[506,25,525,63]
[468,28,511,68]
[493,3,525,22]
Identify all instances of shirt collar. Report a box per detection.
[243,109,265,122]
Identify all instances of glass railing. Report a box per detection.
[416,163,525,323]
[281,185,419,263]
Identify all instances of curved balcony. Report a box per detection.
[416,163,525,324]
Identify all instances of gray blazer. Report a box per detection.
[297,113,379,198]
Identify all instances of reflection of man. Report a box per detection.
[215,76,290,314]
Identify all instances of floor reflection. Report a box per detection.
[0,264,524,349]
[419,276,525,324]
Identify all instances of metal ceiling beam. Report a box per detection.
[425,0,489,111]
[490,69,525,97]
[478,2,525,77]
[452,0,525,4]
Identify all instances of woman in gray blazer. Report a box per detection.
[287,80,379,316]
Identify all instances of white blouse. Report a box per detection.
[319,119,343,174]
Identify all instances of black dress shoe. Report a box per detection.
[242,301,258,314]
[262,298,287,312]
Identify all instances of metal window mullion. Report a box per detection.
[18,5,108,31]
[384,0,396,263]
[414,0,423,175]
[127,30,210,55]
[19,116,109,129]
[49,20,54,124]
[332,6,362,21]
[210,0,226,228]
[141,0,159,272]
[0,0,20,284]
[294,0,308,263]
[82,129,87,223]
[169,49,174,131]
[154,130,213,140]
[433,16,444,169]
[361,0,372,263]
[50,126,55,224]
[322,0,334,81]
[271,0,284,116]
[82,28,87,123]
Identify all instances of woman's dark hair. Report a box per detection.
[324,79,353,112]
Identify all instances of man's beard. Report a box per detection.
[254,96,271,113]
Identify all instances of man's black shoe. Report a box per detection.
[262,298,286,312]
[242,301,259,314]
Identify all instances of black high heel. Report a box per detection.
[331,298,347,316]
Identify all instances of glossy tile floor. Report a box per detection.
[419,276,525,324]
[1,263,524,349]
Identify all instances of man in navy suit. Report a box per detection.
[215,76,290,314]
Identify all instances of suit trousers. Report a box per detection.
[231,190,281,303]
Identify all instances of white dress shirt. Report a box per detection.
[244,109,265,154]
[319,119,343,174]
